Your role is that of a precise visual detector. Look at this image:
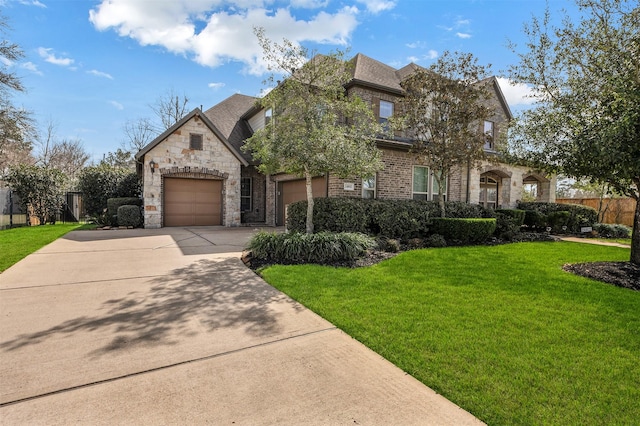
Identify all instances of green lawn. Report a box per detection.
[260,242,638,425]
[0,224,89,272]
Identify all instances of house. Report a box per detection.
[135,53,555,229]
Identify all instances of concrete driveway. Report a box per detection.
[0,227,482,425]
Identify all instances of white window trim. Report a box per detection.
[362,175,376,199]
[412,165,430,200]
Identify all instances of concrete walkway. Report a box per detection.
[0,227,482,425]
[560,236,631,248]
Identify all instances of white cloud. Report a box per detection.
[425,49,438,59]
[496,77,536,106]
[406,41,426,49]
[37,47,74,67]
[290,0,329,7]
[89,1,361,75]
[208,82,225,90]
[0,57,12,67]
[18,0,46,7]
[456,32,471,39]
[355,0,396,14]
[21,61,43,75]
[407,55,419,63]
[109,100,124,110]
[87,69,114,79]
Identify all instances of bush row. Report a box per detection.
[517,202,597,233]
[593,223,632,239]
[287,198,493,239]
[248,231,375,264]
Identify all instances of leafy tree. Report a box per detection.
[392,51,494,217]
[244,28,383,233]
[0,14,34,174]
[78,164,137,217]
[6,164,67,225]
[507,0,640,264]
[102,148,135,171]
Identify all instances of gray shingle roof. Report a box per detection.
[349,53,406,93]
[204,94,258,164]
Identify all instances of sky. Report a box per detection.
[2,0,580,163]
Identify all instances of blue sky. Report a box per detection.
[3,0,578,163]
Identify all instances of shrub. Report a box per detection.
[523,210,547,230]
[376,237,401,253]
[78,165,138,217]
[117,205,142,228]
[430,218,496,244]
[593,223,632,239]
[517,202,597,233]
[247,231,375,264]
[424,234,447,248]
[107,197,142,226]
[286,198,491,239]
[494,209,525,240]
[547,211,571,233]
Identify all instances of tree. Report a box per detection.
[0,14,34,174]
[102,148,134,170]
[35,121,89,186]
[150,89,190,131]
[507,0,640,264]
[122,117,157,153]
[244,28,383,233]
[78,163,137,218]
[393,51,493,217]
[6,164,67,225]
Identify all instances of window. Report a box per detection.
[412,166,429,200]
[241,177,252,212]
[413,166,448,201]
[431,170,447,202]
[190,133,203,150]
[379,100,394,131]
[479,176,498,209]
[362,176,376,199]
[483,121,494,150]
[265,108,272,126]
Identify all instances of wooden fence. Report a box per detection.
[556,198,636,227]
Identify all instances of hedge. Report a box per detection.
[494,209,525,240]
[287,198,492,239]
[248,231,375,264]
[117,205,142,228]
[430,218,497,244]
[517,202,597,233]
[107,197,142,226]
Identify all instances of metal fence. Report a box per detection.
[0,187,27,229]
[0,189,86,229]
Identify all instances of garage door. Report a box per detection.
[164,178,222,227]
[278,177,327,226]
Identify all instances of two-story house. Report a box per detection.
[135,53,555,229]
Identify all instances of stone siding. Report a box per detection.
[141,115,242,228]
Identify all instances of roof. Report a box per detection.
[348,53,405,94]
[204,94,258,165]
[134,108,249,166]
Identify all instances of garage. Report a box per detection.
[277,176,327,226]
[164,178,223,227]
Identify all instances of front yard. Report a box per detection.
[259,242,638,425]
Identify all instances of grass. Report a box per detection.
[0,223,91,272]
[260,242,639,425]
[592,237,632,246]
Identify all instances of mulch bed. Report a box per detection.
[563,262,640,291]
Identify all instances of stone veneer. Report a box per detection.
[141,114,243,228]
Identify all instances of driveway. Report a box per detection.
[0,227,482,425]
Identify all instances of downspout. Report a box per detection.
[466,159,471,203]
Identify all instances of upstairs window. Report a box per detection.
[190,133,203,150]
[379,100,394,130]
[265,108,272,126]
[484,121,494,150]
[362,176,376,199]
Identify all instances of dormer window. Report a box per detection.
[484,121,494,150]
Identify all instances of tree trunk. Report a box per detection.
[435,172,446,218]
[631,194,639,265]
[305,170,314,234]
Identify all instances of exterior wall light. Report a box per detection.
[149,160,156,174]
